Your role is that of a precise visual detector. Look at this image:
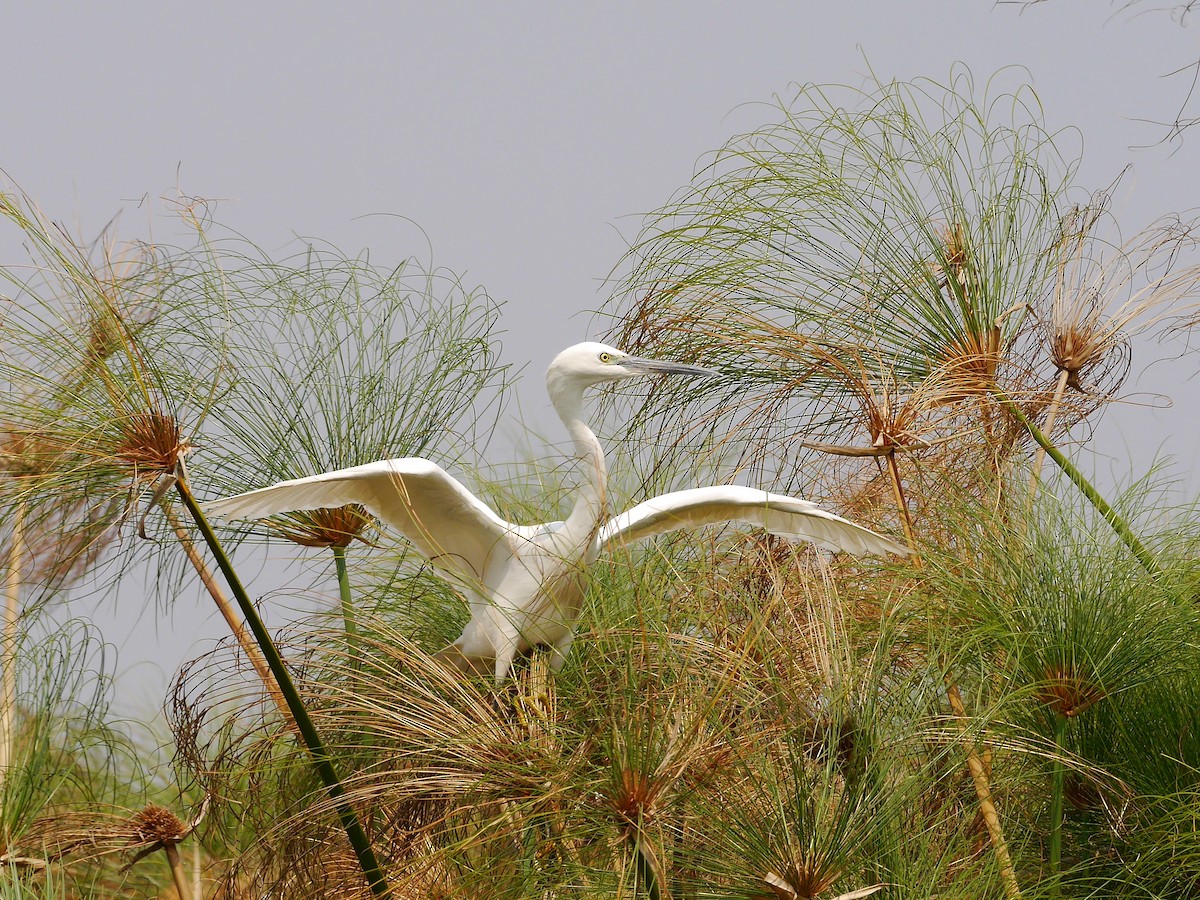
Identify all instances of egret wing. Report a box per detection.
[597,486,910,557]
[204,458,515,584]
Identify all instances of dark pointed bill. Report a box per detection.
[621,355,721,378]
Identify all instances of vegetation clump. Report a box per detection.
[2,69,1200,897]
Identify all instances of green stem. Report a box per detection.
[173,474,391,898]
[1026,368,1071,502]
[634,838,663,900]
[994,390,1161,577]
[1049,712,1068,888]
[332,545,359,670]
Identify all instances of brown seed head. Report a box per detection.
[942,222,969,274]
[114,409,189,476]
[1064,772,1103,812]
[1049,326,1109,391]
[1037,667,1105,718]
[269,504,372,548]
[759,856,839,899]
[128,804,187,847]
[84,313,128,368]
[610,767,662,833]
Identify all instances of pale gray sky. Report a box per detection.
[3,2,1198,714]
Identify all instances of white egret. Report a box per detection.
[205,342,908,680]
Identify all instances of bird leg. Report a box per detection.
[493,640,520,682]
[432,642,492,677]
[548,630,575,673]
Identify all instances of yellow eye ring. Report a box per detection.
[599,352,613,363]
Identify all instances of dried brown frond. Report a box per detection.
[691,309,947,457]
[113,408,189,479]
[268,504,373,548]
[1,426,120,587]
[1042,211,1200,396]
[169,641,378,897]
[934,326,1001,404]
[615,298,1048,537]
[6,810,109,864]
[12,799,204,867]
[171,620,568,897]
[169,637,298,811]
[0,427,64,480]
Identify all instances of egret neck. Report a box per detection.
[548,373,609,544]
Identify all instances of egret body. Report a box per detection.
[205,343,908,679]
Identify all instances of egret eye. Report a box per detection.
[599,352,613,364]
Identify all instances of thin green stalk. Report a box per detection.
[994,390,1161,576]
[332,545,359,667]
[173,471,391,898]
[1049,712,1068,888]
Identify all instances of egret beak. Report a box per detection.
[621,356,721,379]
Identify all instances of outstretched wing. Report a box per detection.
[204,458,516,585]
[596,486,910,557]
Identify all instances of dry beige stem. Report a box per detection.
[881,457,1021,899]
[162,505,300,739]
[1,501,24,780]
[945,681,1021,899]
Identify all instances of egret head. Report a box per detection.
[546,342,719,393]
